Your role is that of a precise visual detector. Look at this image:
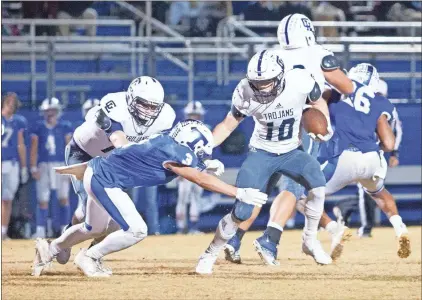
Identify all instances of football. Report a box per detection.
[302,108,328,136]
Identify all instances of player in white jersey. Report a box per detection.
[224,13,354,266]
[82,98,100,118]
[196,50,333,274]
[59,76,176,266]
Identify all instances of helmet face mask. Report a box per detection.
[128,95,164,127]
[247,74,285,104]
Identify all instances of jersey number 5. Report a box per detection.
[266,118,295,141]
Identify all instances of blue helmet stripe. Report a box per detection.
[364,65,374,86]
[284,14,294,46]
[257,50,267,76]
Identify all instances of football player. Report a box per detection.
[60,76,176,265]
[1,92,28,240]
[299,63,410,259]
[176,101,211,234]
[196,50,333,275]
[33,120,267,277]
[224,13,354,265]
[30,98,72,238]
[82,98,100,119]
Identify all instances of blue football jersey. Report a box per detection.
[1,114,27,162]
[322,81,394,159]
[89,134,199,189]
[31,120,73,163]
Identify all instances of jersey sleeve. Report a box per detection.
[173,145,198,168]
[230,80,250,118]
[286,69,321,103]
[30,121,41,137]
[17,115,28,132]
[94,108,124,137]
[373,95,394,121]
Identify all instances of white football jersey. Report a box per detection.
[73,92,175,158]
[272,44,333,91]
[232,68,317,154]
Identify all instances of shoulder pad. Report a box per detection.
[321,55,340,71]
[99,92,128,123]
[95,109,112,131]
[307,82,322,103]
[154,104,176,132]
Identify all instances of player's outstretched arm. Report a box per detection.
[377,115,396,152]
[212,110,243,147]
[54,162,88,180]
[164,162,267,207]
[324,68,354,95]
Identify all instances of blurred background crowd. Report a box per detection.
[2,1,422,37]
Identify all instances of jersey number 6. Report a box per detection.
[266,118,295,141]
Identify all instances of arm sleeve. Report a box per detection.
[392,108,403,152]
[95,109,124,137]
[230,83,250,118]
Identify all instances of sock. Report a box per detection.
[50,223,94,256]
[86,229,146,260]
[389,215,407,237]
[235,228,246,242]
[325,221,338,235]
[59,205,70,227]
[265,222,283,245]
[207,214,239,255]
[2,226,8,235]
[303,187,325,242]
[190,220,199,232]
[36,207,48,228]
[176,217,186,232]
[36,226,46,238]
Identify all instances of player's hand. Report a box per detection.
[236,188,268,207]
[204,159,225,176]
[31,167,41,180]
[308,124,334,142]
[389,156,399,168]
[20,167,29,184]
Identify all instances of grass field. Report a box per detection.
[2,226,421,300]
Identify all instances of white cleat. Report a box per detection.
[32,238,53,276]
[97,258,113,276]
[74,248,111,277]
[195,252,218,275]
[302,238,332,265]
[56,225,71,265]
[330,223,352,261]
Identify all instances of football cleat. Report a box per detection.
[195,252,218,275]
[74,248,110,277]
[32,238,53,276]
[224,235,242,264]
[330,223,352,261]
[302,237,332,265]
[253,234,279,266]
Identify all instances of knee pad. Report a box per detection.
[231,200,254,222]
[364,180,385,196]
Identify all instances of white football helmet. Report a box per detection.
[39,97,62,120]
[170,119,214,162]
[247,50,285,104]
[126,76,165,128]
[82,98,100,117]
[183,101,205,120]
[348,63,380,92]
[377,79,388,97]
[278,14,316,50]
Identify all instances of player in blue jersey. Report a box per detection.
[1,92,28,240]
[297,63,411,259]
[30,98,73,238]
[33,120,267,277]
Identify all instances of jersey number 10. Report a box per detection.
[266,118,295,141]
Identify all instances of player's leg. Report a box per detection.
[176,179,190,233]
[189,183,203,234]
[196,149,274,274]
[83,181,148,276]
[33,162,51,238]
[277,148,332,264]
[358,153,410,258]
[51,162,71,232]
[1,162,20,240]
